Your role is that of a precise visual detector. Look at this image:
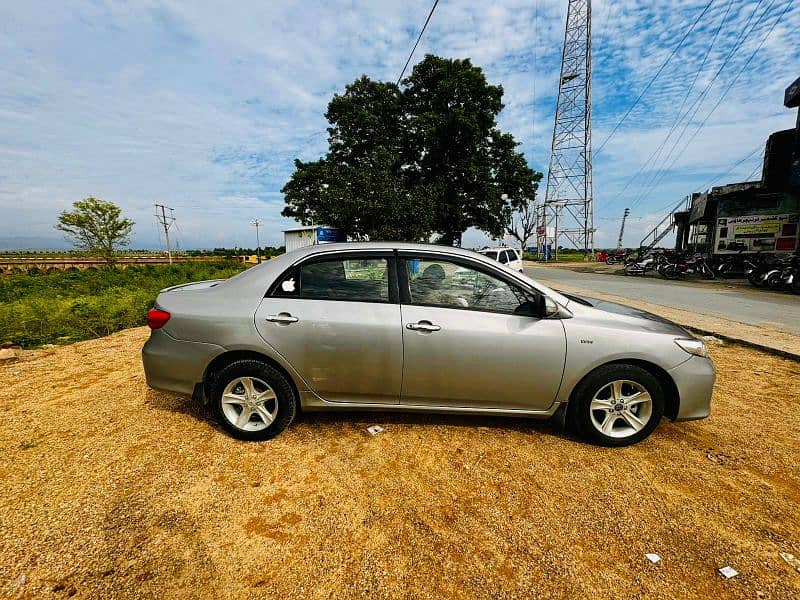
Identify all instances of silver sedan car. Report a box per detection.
[142,242,714,446]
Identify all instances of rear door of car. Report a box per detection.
[397,252,567,410]
[506,249,523,271]
[255,251,402,404]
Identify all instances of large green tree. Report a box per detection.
[56,197,134,265]
[282,56,540,244]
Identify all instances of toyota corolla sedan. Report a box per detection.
[142,242,714,446]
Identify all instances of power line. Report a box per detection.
[396,0,439,85]
[595,0,715,155]
[744,160,764,183]
[652,0,793,183]
[626,0,777,210]
[599,0,735,208]
[697,144,764,191]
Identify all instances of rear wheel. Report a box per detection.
[568,364,664,447]
[211,360,297,441]
[661,265,681,280]
[764,271,784,289]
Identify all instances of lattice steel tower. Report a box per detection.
[538,0,593,258]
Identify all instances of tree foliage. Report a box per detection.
[282,56,541,245]
[56,197,134,265]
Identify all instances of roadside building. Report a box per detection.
[678,76,800,257]
[283,225,344,252]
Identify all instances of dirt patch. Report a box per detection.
[1,327,799,599]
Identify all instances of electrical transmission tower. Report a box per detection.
[154,204,175,264]
[617,207,629,250]
[538,0,593,260]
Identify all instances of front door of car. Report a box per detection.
[255,253,402,404]
[398,255,567,410]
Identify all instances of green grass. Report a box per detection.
[0,261,247,348]
[524,251,596,262]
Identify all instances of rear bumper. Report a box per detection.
[669,355,716,421]
[141,329,225,396]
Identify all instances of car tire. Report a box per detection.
[568,364,665,447]
[211,359,297,441]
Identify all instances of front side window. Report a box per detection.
[300,257,390,302]
[404,257,530,314]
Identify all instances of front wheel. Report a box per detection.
[568,364,665,447]
[211,360,297,441]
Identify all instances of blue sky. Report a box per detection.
[1,0,798,250]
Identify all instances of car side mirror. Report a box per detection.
[543,295,560,317]
[515,295,560,318]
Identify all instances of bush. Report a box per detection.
[0,261,247,347]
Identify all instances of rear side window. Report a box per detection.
[498,251,509,264]
[483,251,498,261]
[273,257,391,302]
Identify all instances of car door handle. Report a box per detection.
[406,321,441,332]
[266,313,299,324]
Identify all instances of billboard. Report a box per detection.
[714,213,799,254]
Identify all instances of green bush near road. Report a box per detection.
[0,262,247,348]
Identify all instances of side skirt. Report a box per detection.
[298,391,561,420]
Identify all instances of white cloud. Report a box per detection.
[0,0,797,249]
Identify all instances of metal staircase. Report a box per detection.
[638,198,688,256]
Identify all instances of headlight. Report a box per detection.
[674,338,708,357]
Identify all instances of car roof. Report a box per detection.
[479,247,518,252]
[284,241,491,260]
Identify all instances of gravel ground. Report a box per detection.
[1,328,799,599]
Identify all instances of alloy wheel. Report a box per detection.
[220,376,279,432]
[589,380,653,439]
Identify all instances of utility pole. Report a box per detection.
[154,204,175,264]
[249,219,263,264]
[617,207,630,250]
[537,0,594,260]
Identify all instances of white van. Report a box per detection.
[479,247,523,272]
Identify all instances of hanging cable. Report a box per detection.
[396,0,440,85]
[595,0,715,155]
[600,0,735,208]
[627,0,779,210]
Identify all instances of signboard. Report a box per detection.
[316,227,344,243]
[785,75,800,108]
[714,213,799,254]
[689,193,708,223]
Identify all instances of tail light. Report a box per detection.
[146,308,171,329]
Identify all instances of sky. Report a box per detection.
[1,0,798,251]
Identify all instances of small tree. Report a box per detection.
[505,173,542,256]
[56,197,134,265]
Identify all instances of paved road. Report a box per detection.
[524,266,800,336]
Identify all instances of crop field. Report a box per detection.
[0,262,247,347]
[0,330,798,599]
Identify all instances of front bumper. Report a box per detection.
[142,329,225,397]
[668,355,716,421]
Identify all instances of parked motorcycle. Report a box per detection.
[660,254,716,280]
[605,250,628,265]
[763,254,800,293]
[623,254,657,276]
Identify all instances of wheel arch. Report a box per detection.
[566,359,680,421]
[201,350,301,410]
